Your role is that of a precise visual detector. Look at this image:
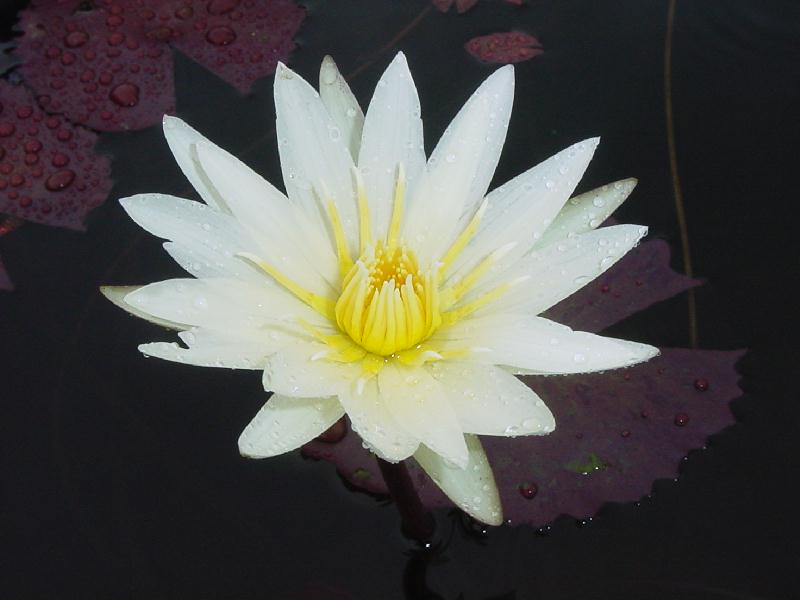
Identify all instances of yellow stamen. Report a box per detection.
[334,240,441,356]
[387,163,406,250]
[299,320,367,362]
[440,281,514,326]
[440,241,517,309]
[352,167,372,254]
[439,199,488,273]
[237,252,336,319]
[325,198,353,280]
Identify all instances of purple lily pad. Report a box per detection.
[465,31,544,64]
[15,0,176,132]
[161,0,306,94]
[432,0,479,14]
[302,239,744,526]
[0,80,112,229]
[13,0,305,132]
[0,254,12,291]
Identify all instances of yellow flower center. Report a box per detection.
[335,241,441,356]
[238,162,517,375]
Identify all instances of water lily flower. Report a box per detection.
[103,52,658,526]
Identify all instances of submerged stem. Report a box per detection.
[376,458,435,543]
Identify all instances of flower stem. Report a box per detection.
[376,458,435,543]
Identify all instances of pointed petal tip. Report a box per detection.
[319,55,339,85]
[99,284,139,306]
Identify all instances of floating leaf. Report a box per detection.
[432,0,479,14]
[15,1,176,131]
[0,80,112,229]
[302,239,744,526]
[164,0,306,94]
[465,31,544,64]
[14,0,305,132]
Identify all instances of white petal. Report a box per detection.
[319,56,364,161]
[274,62,358,252]
[139,327,283,369]
[162,116,229,213]
[263,341,360,397]
[194,140,338,294]
[414,434,502,526]
[101,285,182,330]
[358,52,426,242]
[404,66,515,263]
[435,314,659,374]
[450,138,600,281]
[429,362,555,436]
[536,178,637,248]
[124,278,325,334]
[337,377,419,463]
[459,224,648,317]
[378,363,469,468]
[162,241,259,281]
[238,395,344,458]
[120,193,263,281]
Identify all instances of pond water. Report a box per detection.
[2,1,798,598]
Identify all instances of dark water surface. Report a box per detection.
[2,1,799,598]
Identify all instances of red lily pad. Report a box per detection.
[465,31,544,64]
[15,1,176,132]
[14,0,305,131]
[162,0,306,94]
[0,80,112,229]
[0,254,12,291]
[432,0,479,14]
[302,239,744,526]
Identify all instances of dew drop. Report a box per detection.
[206,26,237,46]
[693,377,709,392]
[518,482,537,500]
[24,139,42,153]
[64,31,89,49]
[45,169,75,191]
[207,0,241,15]
[674,413,689,427]
[51,153,69,167]
[109,82,140,107]
[175,5,194,19]
[592,196,606,207]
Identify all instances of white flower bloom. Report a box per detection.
[103,52,658,526]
